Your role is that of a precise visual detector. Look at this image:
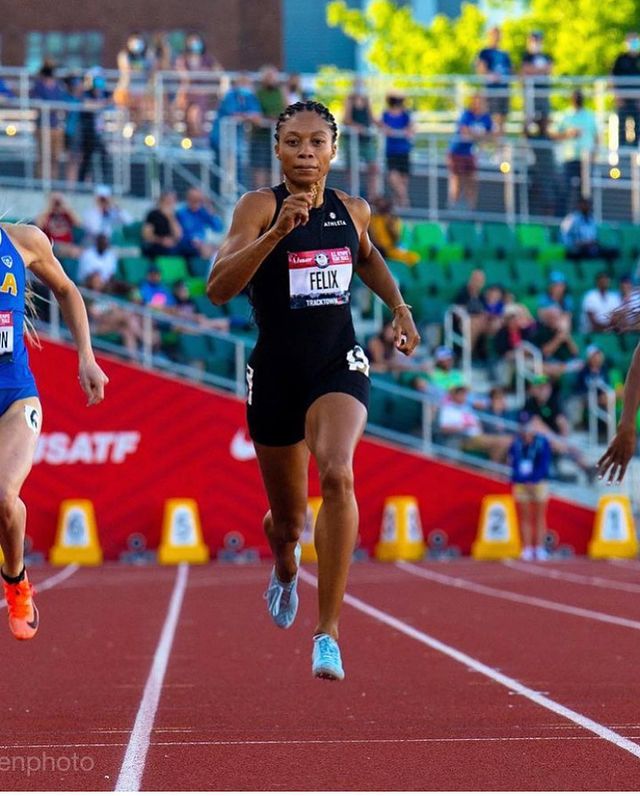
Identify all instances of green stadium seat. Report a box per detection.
[619,224,640,259]
[193,295,226,319]
[156,256,189,284]
[415,295,449,325]
[367,386,391,427]
[598,223,621,250]
[188,257,212,278]
[481,223,517,259]
[178,333,209,364]
[411,222,463,263]
[588,333,625,369]
[386,259,414,290]
[123,221,143,244]
[512,259,548,293]
[226,294,253,324]
[448,221,481,255]
[411,261,451,294]
[399,222,414,250]
[578,259,609,289]
[478,259,512,287]
[386,392,422,434]
[448,261,476,293]
[119,256,151,285]
[206,337,236,378]
[184,277,206,297]
[516,223,550,253]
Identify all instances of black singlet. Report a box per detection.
[249,183,360,362]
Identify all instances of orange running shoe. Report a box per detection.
[3,574,38,640]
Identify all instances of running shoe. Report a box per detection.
[312,633,345,681]
[264,543,301,629]
[536,545,550,561]
[3,573,38,640]
[520,546,535,562]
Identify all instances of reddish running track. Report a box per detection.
[2,559,640,790]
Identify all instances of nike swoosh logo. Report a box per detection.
[230,429,256,461]
[27,605,39,630]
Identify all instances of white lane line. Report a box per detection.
[115,563,189,792]
[298,569,640,762]
[0,564,80,608]
[505,560,640,594]
[610,559,640,570]
[396,561,640,632]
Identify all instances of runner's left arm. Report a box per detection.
[11,225,108,405]
[350,198,420,355]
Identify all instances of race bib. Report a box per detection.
[288,247,352,309]
[0,311,14,355]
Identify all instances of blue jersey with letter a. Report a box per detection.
[0,227,34,386]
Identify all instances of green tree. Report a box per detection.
[327,0,640,76]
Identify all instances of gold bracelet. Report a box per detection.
[392,302,413,314]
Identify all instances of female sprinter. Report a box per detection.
[0,223,108,639]
[207,101,420,680]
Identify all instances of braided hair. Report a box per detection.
[274,100,338,143]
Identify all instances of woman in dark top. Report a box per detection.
[141,191,183,259]
[343,77,378,198]
[207,101,419,681]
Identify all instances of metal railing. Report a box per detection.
[443,306,472,383]
[587,378,617,446]
[515,341,543,405]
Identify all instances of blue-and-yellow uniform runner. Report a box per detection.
[0,228,39,415]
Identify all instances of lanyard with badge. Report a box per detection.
[518,437,539,478]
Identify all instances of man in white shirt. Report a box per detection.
[554,90,598,213]
[82,184,132,240]
[78,233,118,284]
[581,272,621,332]
[438,381,513,461]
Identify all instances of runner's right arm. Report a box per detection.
[207,190,313,304]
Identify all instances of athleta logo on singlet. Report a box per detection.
[323,211,347,228]
[288,247,352,309]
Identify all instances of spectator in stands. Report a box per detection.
[437,380,513,462]
[210,73,261,185]
[454,269,503,357]
[447,94,494,211]
[537,271,574,323]
[30,61,68,180]
[520,32,553,124]
[115,32,154,126]
[174,33,220,139]
[63,75,84,187]
[561,197,620,265]
[508,418,552,561]
[475,26,513,135]
[171,280,230,331]
[139,264,176,309]
[570,343,611,431]
[36,193,82,259]
[285,73,307,106]
[580,271,621,333]
[176,188,224,260]
[0,75,15,100]
[252,66,286,188]
[84,270,146,357]
[78,68,111,185]
[343,77,378,199]
[142,191,183,260]
[380,92,414,208]
[494,303,536,368]
[78,233,118,285]
[533,305,582,378]
[553,90,598,214]
[426,346,468,396]
[483,386,519,434]
[369,196,419,266]
[83,185,132,241]
[612,32,640,148]
[619,273,634,302]
[524,375,596,481]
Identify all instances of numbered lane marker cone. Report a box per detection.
[472,495,521,560]
[50,499,103,565]
[589,495,638,559]
[375,496,426,561]
[158,499,210,564]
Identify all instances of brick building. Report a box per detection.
[0,0,282,71]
